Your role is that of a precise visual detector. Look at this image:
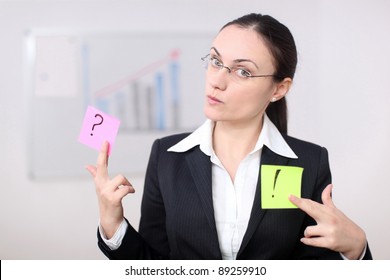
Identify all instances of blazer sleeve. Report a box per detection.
[97,139,170,259]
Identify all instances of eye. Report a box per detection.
[235,68,252,78]
[210,57,223,68]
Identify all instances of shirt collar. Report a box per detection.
[167,114,297,159]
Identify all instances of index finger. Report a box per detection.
[289,195,325,222]
[96,140,110,177]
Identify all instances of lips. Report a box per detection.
[207,95,223,104]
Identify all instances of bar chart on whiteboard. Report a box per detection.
[27,31,213,179]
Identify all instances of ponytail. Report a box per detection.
[266,97,287,134]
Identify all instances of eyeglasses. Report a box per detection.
[201,54,279,81]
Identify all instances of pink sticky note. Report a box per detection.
[78,106,120,155]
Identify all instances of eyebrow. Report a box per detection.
[210,47,259,70]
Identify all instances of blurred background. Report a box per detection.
[0,0,389,259]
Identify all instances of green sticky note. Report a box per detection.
[261,165,303,209]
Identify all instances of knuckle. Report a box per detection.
[304,226,312,237]
[117,174,125,182]
[327,236,337,249]
[98,187,108,197]
[328,215,339,226]
[116,174,130,187]
[96,162,105,169]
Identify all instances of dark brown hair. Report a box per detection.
[221,13,298,134]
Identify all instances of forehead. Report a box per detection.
[212,25,274,67]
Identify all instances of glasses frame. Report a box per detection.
[201,54,280,80]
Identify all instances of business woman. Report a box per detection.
[87,13,372,260]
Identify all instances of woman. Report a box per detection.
[87,13,372,259]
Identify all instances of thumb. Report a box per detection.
[321,184,335,208]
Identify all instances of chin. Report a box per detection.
[203,106,218,121]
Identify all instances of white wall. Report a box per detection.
[0,0,388,259]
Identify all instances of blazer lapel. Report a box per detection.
[185,147,220,249]
[238,146,291,256]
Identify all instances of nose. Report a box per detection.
[207,66,229,91]
[221,65,232,73]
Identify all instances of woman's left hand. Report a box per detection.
[289,184,367,260]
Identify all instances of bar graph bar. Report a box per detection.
[170,59,180,130]
[146,85,154,130]
[131,82,141,130]
[155,72,165,130]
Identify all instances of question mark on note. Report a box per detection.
[78,106,120,155]
[90,114,104,136]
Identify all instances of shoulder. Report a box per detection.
[282,134,328,159]
[153,133,191,149]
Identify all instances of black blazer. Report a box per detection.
[97,133,372,260]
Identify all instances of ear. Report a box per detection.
[270,77,292,102]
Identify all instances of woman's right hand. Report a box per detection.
[289,184,366,259]
[86,141,135,239]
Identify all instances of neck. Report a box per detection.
[212,116,264,181]
[213,116,264,149]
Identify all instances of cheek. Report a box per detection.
[240,85,272,103]
[251,83,276,102]
[236,86,274,112]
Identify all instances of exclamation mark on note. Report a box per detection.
[272,169,281,198]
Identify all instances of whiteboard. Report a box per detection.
[26,30,214,180]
